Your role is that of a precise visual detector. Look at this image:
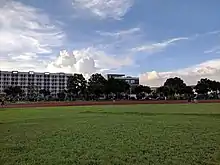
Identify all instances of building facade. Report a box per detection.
[0,70,71,96]
[0,71,140,97]
[105,74,139,86]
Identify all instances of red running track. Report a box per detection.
[1,100,220,108]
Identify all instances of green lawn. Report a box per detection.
[1,104,220,165]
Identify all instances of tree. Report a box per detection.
[27,85,40,100]
[88,73,107,99]
[217,82,220,93]
[164,77,187,96]
[115,79,130,99]
[67,74,87,100]
[182,86,194,98]
[3,86,13,96]
[104,78,130,99]
[57,92,66,101]
[194,78,211,95]
[134,85,151,100]
[4,86,23,102]
[134,85,144,95]
[206,80,220,99]
[143,86,152,94]
[117,80,130,93]
[134,85,144,100]
[4,86,23,98]
[210,80,218,92]
[104,78,118,97]
[39,89,51,99]
[156,86,170,97]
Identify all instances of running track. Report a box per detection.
[1,100,220,108]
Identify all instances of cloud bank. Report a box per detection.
[140,59,220,86]
[0,0,65,70]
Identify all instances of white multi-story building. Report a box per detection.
[0,70,72,96]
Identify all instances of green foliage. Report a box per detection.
[164,77,187,95]
[39,89,51,97]
[182,86,194,95]
[156,86,170,97]
[134,85,151,94]
[57,92,66,101]
[3,76,220,102]
[156,77,220,100]
[67,74,87,97]
[104,78,130,99]
[88,73,107,98]
[194,78,212,95]
[194,78,220,99]
[104,78,120,94]
[3,86,23,97]
[1,104,220,165]
[116,79,130,93]
[134,85,151,99]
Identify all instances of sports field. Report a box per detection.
[1,104,220,165]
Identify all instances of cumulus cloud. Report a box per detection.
[140,59,220,87]
[47,48,133,78]
[0,1,65,63]
[131,37,189,53]
[72,0,134,20]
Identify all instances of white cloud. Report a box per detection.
[206,30,220,35]
[72,0,134,20]
[131,37,189,53]
[47,48,133,78]
[204,46,220,54]
[0,1,65,64]
[0,1,133,77]
[140,59,220,87]
[0,58,47,72]
[97,27,140,37]
[130,30,220,54]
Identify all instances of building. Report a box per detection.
[105,74,139,86]
[0,71,140,96]
[0,70,71,96]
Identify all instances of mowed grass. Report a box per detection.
[1,104,220,165]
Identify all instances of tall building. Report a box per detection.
[0,70,71,96]
[105,74,139,86]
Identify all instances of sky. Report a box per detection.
[0,0,220,86]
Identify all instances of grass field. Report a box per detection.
[1,104,220,165]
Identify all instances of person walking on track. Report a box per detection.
[1,97,5,107]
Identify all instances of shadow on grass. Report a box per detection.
[80,111,220,118]
[0,109,7,111]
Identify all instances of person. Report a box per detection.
[188,96,192,103]
[194,96,198,104]
[1,97,5,107]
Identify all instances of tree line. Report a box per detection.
[2,73,220,102]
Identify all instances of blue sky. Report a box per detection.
[0,0,220,86]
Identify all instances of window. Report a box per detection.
[131,80,135,84]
